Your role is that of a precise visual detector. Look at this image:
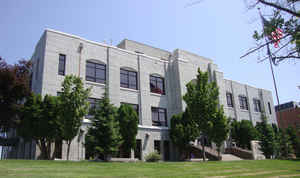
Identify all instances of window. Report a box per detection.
[86,61,106,84]
[150,75,165,95]
[120,69,138,90]
[239,95,248,110]
[121,103,139,116]
[88,98,101,116]
[253,99,262,112]
[268,102,272,114]
[226,92,233,107]
[151,107,167,126]
[154,140,161,154]
[58,54,66,76]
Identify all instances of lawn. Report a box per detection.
[0,159,299,178]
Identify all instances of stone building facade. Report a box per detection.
[6,29,277,161]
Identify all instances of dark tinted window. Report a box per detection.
[120,69,138,90]
[226,92,233,107]
[150,75,165,94]
[151,107,167,126]
[58,54,66,76]
[253,99,262,112]
[88,98,101,116]
[239,95,248,110]
[268,102,272,114]
[154,140,161,154]
[121,103,139,117]
[86,61,106,84]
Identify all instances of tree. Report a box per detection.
[256,114,277,159]
[0,59,31,134]
[231,120,258,149]
[241,0,300,64]
[183,68,219,161]
[18,94,61,159]
[285,126,300,157]
[278,128,294,158]
[85,91,121,161]
[170,109,199,160]
[59,75,90,160]
[210,107,230,159]
[117,104,138,157]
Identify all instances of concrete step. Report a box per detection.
[221,154,243,161]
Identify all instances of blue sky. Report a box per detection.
[0,0,299,104]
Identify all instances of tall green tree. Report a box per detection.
[256,114,277,159]
[0,59,31,135]
[117,104,138,157]
[183,68,219,161]
[18,94,60,159]
[170,109,199,160]
[59,75,90,160]
[210,107,230,159]
[278,128,294,158]
[231,120,258,149]
[285,126,300,157]
[85,91,121,161]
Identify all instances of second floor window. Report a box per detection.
[226,92,233,107]
[121,102,139,116]
[239,95,248,110]
[151,107,167,127]
[268,102,272,114]
[87,97,101,116]
[86,61,106,84]
[150,75,165,95]
[58,54,66,76]
[120,69,138,90]
[253,99,262,112]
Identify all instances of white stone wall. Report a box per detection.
[29,29,277,161]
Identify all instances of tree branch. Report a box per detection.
[258,0,300,18]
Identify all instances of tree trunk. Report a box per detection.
[46,140,51,160]
[40,140,48,159]
[202,137,206,162]
[67,141,71,161]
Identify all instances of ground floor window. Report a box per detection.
[154,140,161,154]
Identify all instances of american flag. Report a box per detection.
[259,10,284,48]
[270,28,283,48]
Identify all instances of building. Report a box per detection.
[276,101,300,133]
[6,29,277,161]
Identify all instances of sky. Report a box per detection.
[0,0,299,104]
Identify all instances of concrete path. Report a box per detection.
[221,154,243,161]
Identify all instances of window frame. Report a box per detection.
[87,97,101,116]
[120,69,138,90]
[85,61,106,84]
[226,92,234,107]
[253,98,262,112]
[120,102,139,117]
[151,107,167,127]
[58,54,66,76]
[268,102,272,114]
[238,95,248,110]
[150,75,165,95]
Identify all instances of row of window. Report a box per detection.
[87,98,167,127]
[226,92,272,114]
[58,54,165,95]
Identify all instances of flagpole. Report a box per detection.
[258,8,281,124]
[266,42,281,109]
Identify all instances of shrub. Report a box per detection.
[145,151,161,162]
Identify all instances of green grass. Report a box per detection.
[0,159,299,178]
